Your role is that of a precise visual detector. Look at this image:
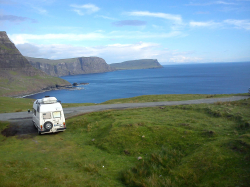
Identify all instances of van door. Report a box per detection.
[33,108,39,127]
[52,111,61,124]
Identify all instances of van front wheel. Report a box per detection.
[44,122,53,130]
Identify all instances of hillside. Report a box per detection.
[0,95,249,186]
[0,31,71,97]
[26,56,115,77]
[110,59,163,70]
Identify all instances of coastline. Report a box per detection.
[13,85,73,98]
[15,84,88,98]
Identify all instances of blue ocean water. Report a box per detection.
[25,62,250,103]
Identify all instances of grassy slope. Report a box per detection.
[102,94,241,104]
[25,56,81,65]
[0,69,70,97]
[0,94,239,113]
[110,59,162,70]
[0,97,35,113]
[0,96,249,186]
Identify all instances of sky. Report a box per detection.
[1,0,250,64]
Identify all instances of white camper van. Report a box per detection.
[32,96,66,135]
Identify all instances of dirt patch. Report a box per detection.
[1,119,37,138]
[1,125,18,137]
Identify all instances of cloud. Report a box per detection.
[16,42,203,64]
[224,19,250,30]
[189,21,221,27]
[214,1,236,5]
[95,15,117,20]
[112,20,146,27]
[9,33,106,44]
[189,19,250,30]
[186,1,237,6]
[128,11,182,23]
[16,43,40,56]
[23,2,48,15]
[0,14,37,23]
[72,9,85,16]
[70,3,100,15]
[31,5,47,14]
[9,31,184,45]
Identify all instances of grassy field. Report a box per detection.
[0,66,71,97]
[0,94,244,113]
[0,97,35,113]
[102,94,241,104]
[0,95,249,186]
[0,97,95,113]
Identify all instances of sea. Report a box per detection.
[25,62,250,103]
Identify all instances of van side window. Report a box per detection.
[43,112,51,119]
[37,105,40,112]
[34,109,36,116]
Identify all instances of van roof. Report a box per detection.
[36,97,58,104]
[40,103,63,112]
[33,97,63,112]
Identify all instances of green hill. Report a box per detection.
[0,95,249,186]
[0,31,71,97]
[110,59,163,70]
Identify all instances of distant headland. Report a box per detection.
[110,59,163,70]
[25,57,163,77]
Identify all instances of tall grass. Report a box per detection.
[0,97,249,186]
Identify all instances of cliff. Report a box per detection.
[26,56,115,77]
[110,59,163,70]
[0,31,71,97]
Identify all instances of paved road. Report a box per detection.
[0,96,248,121]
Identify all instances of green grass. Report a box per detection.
[102,93,242,104]
[0,44,19,54]
[25,56,83,65]
[0,97,35,113]
[62,103,96,108]
[0,97,249,186]
[109,59,162,70]
[0,94,242,113]
[0,97,97,113]
[0,69,70,97]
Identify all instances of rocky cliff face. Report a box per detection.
[26,56,115,77]
[0,32,31,69]
[0,31,71,97]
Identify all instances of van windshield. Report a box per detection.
[43,112,51,119]
[53,111,61,118]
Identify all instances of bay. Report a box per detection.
[25,62,250,103]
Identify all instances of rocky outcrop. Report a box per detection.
[0,32,31,69]
[26,56,115,77]
[0,31,71,97]
[110,59,163,70]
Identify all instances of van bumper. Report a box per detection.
[56,127,66,131]
[40,127,66,134]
